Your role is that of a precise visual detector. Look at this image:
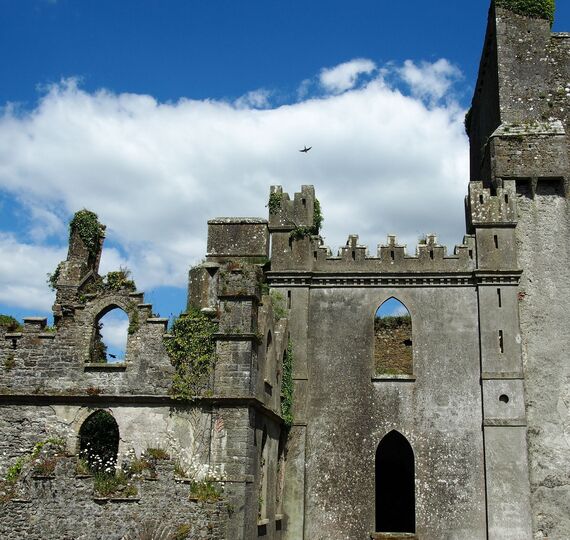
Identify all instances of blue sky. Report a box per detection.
[1,1,568,355]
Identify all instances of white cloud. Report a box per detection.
[398,59,462,104]
[0,233,64,311]
[0,59,469,313]
[99,310,129,354]
[319,59,376,94]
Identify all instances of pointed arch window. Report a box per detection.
[376,430,415,534]
[374,298,413,376]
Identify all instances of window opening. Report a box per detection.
[499,330,504,353]
[287,290,292,309]
[374,298,412,376]
[499,394,509,404]
[429,250,434,260]
[352,250,356,261]
[79,410,120,472]
[390,250,395,261]
[494,234,499,249]
[469,249,473,259]
[376,431,415,533]
[90,307,128,363]
[258,426,268,521]
[497,288,502,308]
[479,194,484,204]
[504,194,509,203]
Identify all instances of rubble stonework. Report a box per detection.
[1,2,569,539]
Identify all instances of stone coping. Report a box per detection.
[208,217,267,224]
[372,375,416,382]
[84,362,127,371]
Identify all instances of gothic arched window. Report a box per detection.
[374,298,413,375]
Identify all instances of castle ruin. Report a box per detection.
[0,2,568,539]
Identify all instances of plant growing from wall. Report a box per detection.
[103,267,136,292]
[290,199,323,240]
[269,290,287,321]
[69,209,104,257]
[0,314,22,332]
[268,192,282,215]
[46,262,63,291]
[164,309,218,400]
[281,340,294,429]
[495,0,555,25]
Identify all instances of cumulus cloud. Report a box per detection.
[0,233,64,311]
[99,310,129,357]
[0,59,469,313]
[319,59,376,94]
[398,59,462,104]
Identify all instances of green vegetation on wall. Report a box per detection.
[281,340,294,428]
[69,209,104,257]
[164,309,218,400]
[290,199,323,240]
[0,315,22,332]
[495,0,555,25]
[268,192,282,214]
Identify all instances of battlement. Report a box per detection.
[466,180,517,229]
[268,185,316,231]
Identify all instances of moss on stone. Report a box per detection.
[495,0,555,25]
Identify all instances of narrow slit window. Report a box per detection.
[479,194,484,204]
[390,250,395,261]
[287,290,291,309]
[469,249,473,259]
[351,250,356,261]
[429,250,434,260]
[499,330,504,353]
[497,288,502,308]
[494,235,499,249]
[504,194,509,203]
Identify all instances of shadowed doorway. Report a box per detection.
[375,430,415,533]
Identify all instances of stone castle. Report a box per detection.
[0,2,568,539]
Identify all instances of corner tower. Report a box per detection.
[467,2,570,538]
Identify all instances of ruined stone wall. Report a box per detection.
[0,455,226,540]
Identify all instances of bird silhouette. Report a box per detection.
[299,146,312,153]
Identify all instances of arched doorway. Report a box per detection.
[79,410,120,472]
[375,430,415,533]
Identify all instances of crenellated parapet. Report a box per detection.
[466,180,517,229]
[268,185,316,231]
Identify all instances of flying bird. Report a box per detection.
[299,146,312,153]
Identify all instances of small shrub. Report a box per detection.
[189,479,223,502]
[495,0,555,25]
[93,471,137,498]
[0,315,22,332]
[144,447,170,461]
[104,268,136,292]
[32,456,57,476]
[75,458,91,476]
[171,524,192,540]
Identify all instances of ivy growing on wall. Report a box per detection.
[281,340,294,429]
[164,309,218,400]
[69,209,104,257]
[268,192,282,215]
[495,0,555,25]
[290,199,323,240]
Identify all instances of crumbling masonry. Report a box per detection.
[0,2,568,539]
